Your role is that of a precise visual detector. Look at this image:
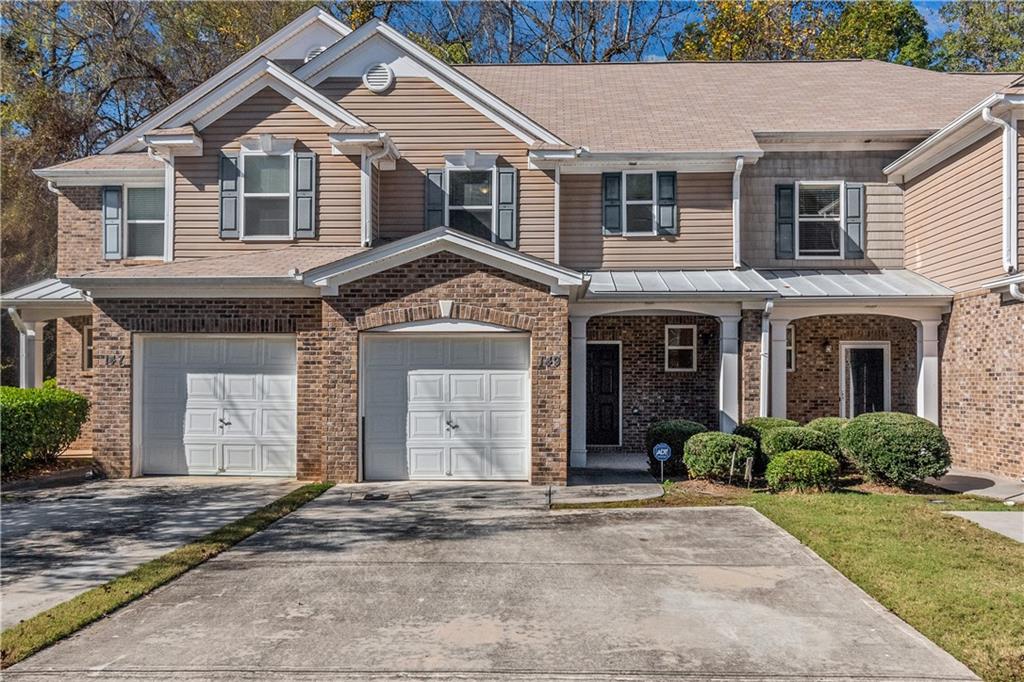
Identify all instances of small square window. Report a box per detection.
[82,325,94,371]
[665,324,697,372]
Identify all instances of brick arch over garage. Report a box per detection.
[356,303,536,332]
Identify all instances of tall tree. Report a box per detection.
[934,0,1024,71]
[818,0,931,67]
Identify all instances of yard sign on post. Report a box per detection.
[653,442,672,482]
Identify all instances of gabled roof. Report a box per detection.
[456,61,1019,153]
[295,19,566,146]
[102,8,351,154]
[304,227,583,292]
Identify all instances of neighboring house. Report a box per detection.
[3,9,1021,483]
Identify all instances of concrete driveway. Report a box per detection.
[1,476,299,628]
[8,484,976,681]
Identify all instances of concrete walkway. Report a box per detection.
[9,484,977,681]
[946,511,1024,543]
[1,476,299,628]
[929,467,1024,503]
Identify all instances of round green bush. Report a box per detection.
[761,426,831,460]
[732,417,799,445]
[1,384,90,475]
[765,450,839,492]
[645,419,707,478]
[805,417,850,463]
[683,432,757,482]
[839,412,950,488]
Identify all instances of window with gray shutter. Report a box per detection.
[775,183,795,259]
[657,171,678,236]
[602,172,622,235]
[844,183,865,259]
[294,152,317,239]
[495,167,517,248]
[219,153,240,239]
[102,186,122,260]
[425,169,445,229]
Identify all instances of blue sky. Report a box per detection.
[915,1,950,38]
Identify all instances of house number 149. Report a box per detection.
[537,355,562,369]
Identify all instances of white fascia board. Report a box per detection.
[884,93,1014,181]
[33,168,164,186]
[306,229,583,290]
[555,150,763,174]
[180,59,368,133]
[296,20,566,146]
[66,277,317,299]
[103,8,350,155]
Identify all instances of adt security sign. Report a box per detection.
[653,442,672,482]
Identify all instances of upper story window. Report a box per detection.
[602,171,677,237]
[665,324,697,372]
[424,151,518,248]
[447,169,493,240]
[796,181,842,258]
[240,151,293,239]
[125,187,166,258]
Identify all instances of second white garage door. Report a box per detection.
[362,335,531,481]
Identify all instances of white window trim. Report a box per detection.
[123,184,167,261]
[664,324,697,372]
[794,180,845,260]
[785,324,795,372]
[622,170,658,236]
[82,325,94,371]
[443,164,498,242]
[586,340,622,448]
[838,341,891,418]
[239,148,296,241]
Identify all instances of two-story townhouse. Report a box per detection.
[3,8,1021,484]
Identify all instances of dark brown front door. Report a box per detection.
[587,343,620,446]
[848,347,886,416]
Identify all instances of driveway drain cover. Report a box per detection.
[363,493,390,501]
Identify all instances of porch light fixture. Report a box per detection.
[823,340,833,354]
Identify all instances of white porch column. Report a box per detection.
[916,319,941,423]
[19,321,45,388]
[569,315,590,468]
[769,317,792,418]
[718,315,741,432]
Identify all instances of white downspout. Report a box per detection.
[553,165,561,265]
[981,106,1022,303]
[732,157,744,269]
[759,299,772,417]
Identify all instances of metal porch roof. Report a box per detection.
[0,278,86,305]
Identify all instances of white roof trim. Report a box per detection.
[33,168,164,186]
[295,19,566,146]
[103,8,350,154]
[305,227,583,292]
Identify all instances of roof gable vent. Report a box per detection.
[304,46,327,63]
[363,63,395,93]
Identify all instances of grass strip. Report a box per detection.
[1,481,332,669]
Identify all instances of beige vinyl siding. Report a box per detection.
[174,88,361,259]
[903,131,1003,291]
[317,77,555,261]
[741,151,906,269]
[559,172,733,270]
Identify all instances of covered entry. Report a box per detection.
[361,333,531,481]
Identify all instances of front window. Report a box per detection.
[125,187,165,258]
[82,325,94,370]
[242,153,292,238]
[665,324,697,372]
[796,182,842,258]
[624,172,656,234]
[447,169,493,240]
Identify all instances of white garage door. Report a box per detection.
[362,335,531,481]
[139,336,297,476]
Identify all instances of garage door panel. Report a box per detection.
[143,407,184,438]
[186,339,221,365]
[491,373,527,402]
[261,445,296,474]
[450,446,487,478]
[408,447,445,477]
[223,374,259,401]
[450,373,486,401]
[408,373,444,402]
[143,438,187,474]
[184,443,219,472]
[492,447,528,478]
[224,339,260,366]
[184,408,219,437]
[450,410,486,438]
[222,409,258,438]
[491,411,527,439]
[144,371,186,402]
[408,411,444,439]
[222,444,257,472]
[366,338,405,366]
[490,338,530,368]
[448,339,486,366]
[408,338,444,366]
[262,339,296,366]
[261,408,296,437]
[144,339,183,367]
[186,374,219,400]
[262,375,296,401]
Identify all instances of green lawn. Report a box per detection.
[0,481,333,669]
[558,483,1024,682]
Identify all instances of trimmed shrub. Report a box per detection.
[683,432,757,482]
[806,417,850,464]
[732,417,799,446]
[761,426,831,460]
[1,384,90,475]
[839,412,950,488]
[765,450,839,492]
[645,419,707,478]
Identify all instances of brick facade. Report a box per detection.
[940,291,1024,478]
[786,314,917,423]
[56,313,95,450]
[740,309,763,422]
[57,188,107,277]
[586,315,720,452]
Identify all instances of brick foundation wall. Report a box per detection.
[740,309,763,422]
[787,314,917,423]
[56,313,95,450]
[940,291,1024,479]
[89,298,324,479]
[323,253,569,484]
[586,315,720,452]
